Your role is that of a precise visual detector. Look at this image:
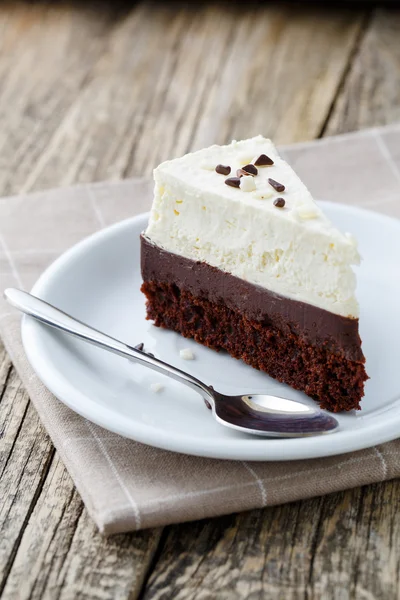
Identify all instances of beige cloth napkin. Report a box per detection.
[1,125,400,535]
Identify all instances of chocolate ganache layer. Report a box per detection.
[141,235,364,363]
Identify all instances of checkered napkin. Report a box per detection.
[1,125,400,534]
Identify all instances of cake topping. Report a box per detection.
[274,197,285,208]
[215,164,231,175]
[242,164,258,176]
[225,177,241,188]
[254,154,274,166]
[240,176,256,192]
[268,178,285,192]
[296,205,318,220]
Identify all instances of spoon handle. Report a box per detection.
[4,288,213,401]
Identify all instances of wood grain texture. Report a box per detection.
[0,1,121,196]
[1,2,400,599]
[0,355,54,597]
[1,450,162,600]
[142,484,400,599]
[0,342,11,402]
[326,8,400,135]
[0,2,364,194]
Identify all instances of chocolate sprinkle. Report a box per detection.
[268,178,285,192]
[215,164,231,175]
[274,197,285,208]
[254,154,274,166]
[243,164,258,175]
[225,176,241,188]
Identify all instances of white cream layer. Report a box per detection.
[145,136,360,318]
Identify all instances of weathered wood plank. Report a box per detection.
[0,0,122,197]
[310,481,400,599]
[142,483,400,600]
[0,342,11,401]
[1,2,365,194]
[0,357,54,595]
[1,452,162,600]
[326,8,400,135]
[131,4,365,172]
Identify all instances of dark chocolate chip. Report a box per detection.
[254,154,274,166]
[274,197,285,208]
[134,343,144,351]
[225,177,241,188]
[242,164,258,175]
[215,164,231,175]
[268,178,285,192]
[204,399,212,410]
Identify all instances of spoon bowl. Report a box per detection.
[212,392,339,437]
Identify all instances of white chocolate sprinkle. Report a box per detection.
[180,348,195,360]
[240,176,256,192]
[296,205,318,220]
[150,383,164,393]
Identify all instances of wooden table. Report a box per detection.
[1,2,399,598]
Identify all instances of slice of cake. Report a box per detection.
[141,136,368,412]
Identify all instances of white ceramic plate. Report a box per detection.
[21,203,400,461]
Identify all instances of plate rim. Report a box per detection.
[21,202,400,461]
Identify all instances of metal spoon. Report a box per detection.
[4,288,339,438]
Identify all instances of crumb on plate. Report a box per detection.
[150,383,164,393]
[180,348,195,360]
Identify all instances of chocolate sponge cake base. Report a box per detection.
[141,236,368,413]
